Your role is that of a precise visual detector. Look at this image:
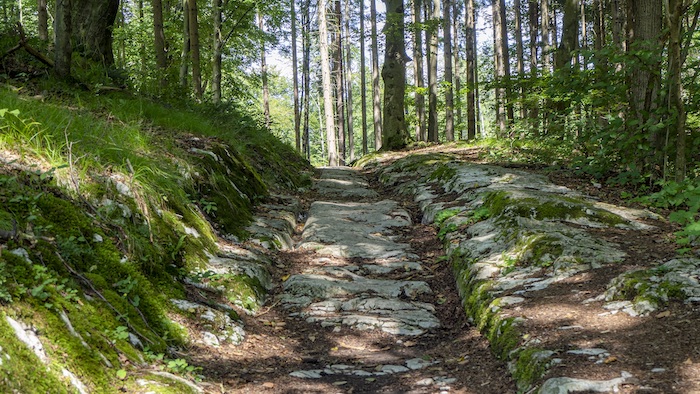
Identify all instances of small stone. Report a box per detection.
[262,382,275,389]
[651,368,666,373]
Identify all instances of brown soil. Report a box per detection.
[187,145,698,394]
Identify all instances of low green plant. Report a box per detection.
[639,179,700,253]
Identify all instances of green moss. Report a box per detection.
[428,164,457,182]
[514,234,563,268]
[512,347,552,392]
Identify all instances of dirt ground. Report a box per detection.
[184,146,700,393]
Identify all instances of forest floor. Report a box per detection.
[187,146,700,394]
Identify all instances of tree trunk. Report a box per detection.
[332,0,346,164]
[382,0,409,149]
[344,0,354,161]
[38,0,48,41]
[179,0,190,88]
[427,0,439,142]
[54,0,72,78]
[554,0,579,70]
[292,0,301,152]
[212,0,223,102]
[319,0,338,165]
[370,0,382,150]
[189,0,202,99]
[465,0,476,140]
[413,0,426,141]
[514,0,525,119]
[493,0,510,135]
[453,0,462,138]
[443,0,454,141]
[259,12,270,126]
[666,0,686,181]
[153,0,167,71]
[360,0,369,154]
[70,0,119,65]
[541,0,550,70]
[302,0,312,159]
[611,0,624,50]
[528,0,540,131]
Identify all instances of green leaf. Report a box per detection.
[116,369,127,379]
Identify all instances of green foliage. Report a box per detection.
[640,179,700,252]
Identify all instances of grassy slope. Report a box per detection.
[0,86,311,393]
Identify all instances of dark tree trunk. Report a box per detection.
[427,0,439,142]
[413,0,426,141]
[360,0,368,154]
[38,0,48,41]
[370,0,382,150]
[54,0,72,78]
[381,0,409,149]
[71,0,119,65]
[443,0,454,141]
[465,0,477,140]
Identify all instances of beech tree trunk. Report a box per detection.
[344,0,354,161]
[70,0,119,65]
[381,0,409,150]
[153,0,167,71]
[332,0,346,164]
[554,0,579,70]
[259,12,270,126]
[427,0,440,142]
[189,0,202,99]
[666,0,686,181]
[528,0,540,132]
[292,0,301,152]
[453,0,462,138]
[443,0,454,141]
[515,0,525,119]
[38,0,48,41]
[465,0,477,140]
[370,0,382,150]
[302,0,312,158]
[179,0,190,88]
[493,0,509,135]
[541,0,550,70]
[360,0,369,154]
[413,0,426,141]
[212,0,223,102]
[319,0,338,165]
[54,0,72,78]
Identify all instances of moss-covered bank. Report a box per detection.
[0,87,311,392]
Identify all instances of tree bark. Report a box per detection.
[360,0,369,154]
[38,0,48,41]
[554,0,579,70]
[541,0,550,70]
[259,11,270,126]
[528,0,540,130]
[344,0,354,161]
[370,0,383,150]
[70,0,119,66]
[427,0,439,142]
[493,0,510,135]
[153,0,167,71]
[332,0,346,164]
[302,0,312,158]
[514,0,525,119]
[54,0,72,78]
[292,0,301,152]
[413,0,426,141]
[666,0,686,181]
[319,0,338,165]
[179,0,190,89]
[189,0,202,99]
[453,0,462,138]
[465,0,476,140]
[443,0,454,141]
[212,0,223,102]
[381,0,409,150]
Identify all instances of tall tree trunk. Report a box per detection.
[332,0,346,164]
[319,0,338,165]
[292,0,301,152]
[70,0,119,65]
[413,0,426,141]
[493,0,511,135]
[514,0,525,119]
[179,0,190,89]
[212,0,223,102]
[54,0,72,78]
[370,0,382,150]
[554,0,579,70]
[453,0,462,138]
[189,0,202,99]
[38,0,48,41]
[427,0,440,142]
[541,0,550,70]
[360,0,368,154]
[302,0,312,159]
[382,0,409,149]
[259,12,270,126]
[666,0,686,181]
[528,0,540,131]
[579,0,587,68]
[611,0,624,50]
[465,0,477,140]
[154,0,167,71]
[344,0,354,161]
[443,0,454,141]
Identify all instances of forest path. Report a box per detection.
[194,166,515,393]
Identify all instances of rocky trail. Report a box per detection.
[181,148,700,394]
